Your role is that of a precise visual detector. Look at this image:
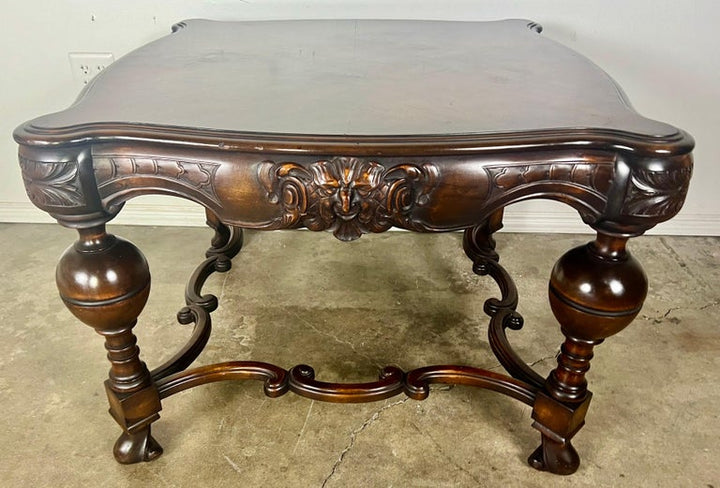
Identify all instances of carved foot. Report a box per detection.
[528,435,579,475]
[113,426,163,464]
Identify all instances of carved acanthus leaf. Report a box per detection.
[19,157,84,207]
[624,167,692,218]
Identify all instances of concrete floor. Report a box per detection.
[0,223,718,487]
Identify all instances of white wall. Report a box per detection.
[2,1,718,235]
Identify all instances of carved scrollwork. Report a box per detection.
[479,161,615,222]
[623,167,692,218]
[19,157,84,208]
[94,156,222,206]
[484,162,614,201]
[258,157,438,241]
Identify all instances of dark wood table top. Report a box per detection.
[16,19,690,156]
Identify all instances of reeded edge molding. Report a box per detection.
[14,123,693,158]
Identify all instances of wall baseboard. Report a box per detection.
[0,201,207,227]
[500,207,718,236]
[1,201,717,236]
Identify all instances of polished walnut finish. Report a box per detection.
[15,19,693,476]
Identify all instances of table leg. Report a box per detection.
[56,224,162,463]
[463,208,504,263]
[204,208,244,269]
[529,232,647,474]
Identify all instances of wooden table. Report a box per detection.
[14,19,693,475]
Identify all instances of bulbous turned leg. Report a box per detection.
[529,232,648,474]
[56,225,163,464]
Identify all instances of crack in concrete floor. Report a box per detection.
[410,422,483,486]
[290,310,384,370]
[641,301,720,324]
[321,398,410,487]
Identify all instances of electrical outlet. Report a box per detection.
[68,52,115,87]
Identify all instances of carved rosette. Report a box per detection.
[19,157,84,208]
[258,157,438,241]
[623,166,692,219]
